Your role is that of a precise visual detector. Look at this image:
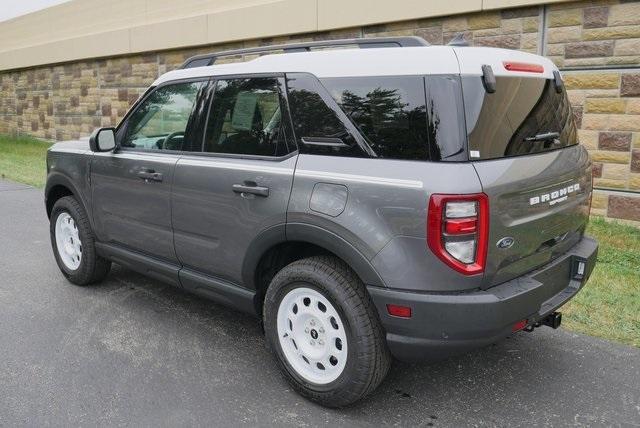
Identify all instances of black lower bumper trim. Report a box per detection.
[368,236,598,362]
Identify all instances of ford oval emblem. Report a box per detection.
[497,237,515,249]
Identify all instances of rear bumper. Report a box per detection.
[368,235,598,362]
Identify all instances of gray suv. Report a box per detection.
[45,37,598,407]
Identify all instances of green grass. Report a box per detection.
[0,134,51,187]
[0,134,638,346]
[563,217,640,348]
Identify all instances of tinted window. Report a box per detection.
[286,73,364,157]
[322,76,429,161]
[123,81,205,151]
[425,75,467,161]
[463,76,577,160]
[204,78,289,156]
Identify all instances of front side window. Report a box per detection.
[122,81,205,151]
[322,76,429,161]
[203,78,289,157]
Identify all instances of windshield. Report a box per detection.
[462,76,578,160]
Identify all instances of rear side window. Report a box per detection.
[286,73,364,157]
[203,77,290,157]
[462,76,578,160]
[322,76,429,161]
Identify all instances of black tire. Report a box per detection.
[50,196,111,285]
[263,255,391,407]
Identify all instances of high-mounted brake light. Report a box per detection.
[427,193,489,275]
[503,61,544,73]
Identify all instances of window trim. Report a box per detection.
[198,72,298,160]
[115,76,212,154]
[178,149,299,163]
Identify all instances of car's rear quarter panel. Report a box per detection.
[288,154,485,292]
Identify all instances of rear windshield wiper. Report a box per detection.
[524,132,560,142]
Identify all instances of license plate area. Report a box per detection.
[535,255,585,316]
[571,257,587,281]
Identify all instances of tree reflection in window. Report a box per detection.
[322,76,429,161]
[287,75,363,157]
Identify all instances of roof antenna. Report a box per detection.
[448,33,469,47]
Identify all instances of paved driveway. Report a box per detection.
[1,180,639,427]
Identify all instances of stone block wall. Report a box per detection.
[543,0,640,222]
[1,0,640,223]
[545,1,640,67]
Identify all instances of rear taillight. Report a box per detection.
[427,193,489,275]
[503,61,544,73]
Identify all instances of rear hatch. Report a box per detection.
[455,48,592,287]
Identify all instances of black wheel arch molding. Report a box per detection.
[45,171,93,226]
[242,222,386,292]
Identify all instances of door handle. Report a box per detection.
[232,183,269,197]
[137,170,163,182]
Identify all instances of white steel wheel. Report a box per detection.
[55,212,82,271]
[277,286,348,385]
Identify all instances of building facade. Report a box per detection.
[0,0,639,223]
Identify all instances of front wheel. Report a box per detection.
[50,196,111,285]
[263,256,391,407]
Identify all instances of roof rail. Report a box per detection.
[179,36,429,69]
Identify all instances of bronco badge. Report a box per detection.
[529,183,580,206]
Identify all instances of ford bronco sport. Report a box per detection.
[45,37,598,407]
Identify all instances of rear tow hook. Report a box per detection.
[524,312,562,332]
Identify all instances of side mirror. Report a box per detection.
[89,127,116,152]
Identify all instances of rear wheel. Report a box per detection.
[50,196,111,285]
[276,286,349,385]
[263,256,391,407]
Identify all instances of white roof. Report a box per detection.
[153,45,559,86]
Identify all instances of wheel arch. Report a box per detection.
[244,223,386,315]
[45,173,90,221]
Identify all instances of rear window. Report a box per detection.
[462,76,577,160]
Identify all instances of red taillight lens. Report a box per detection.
[386,304,412,318]
[427,193,489,275]
[503,61,544,73]
[445,218,477,235]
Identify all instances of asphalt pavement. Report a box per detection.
[1,179,639,427]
